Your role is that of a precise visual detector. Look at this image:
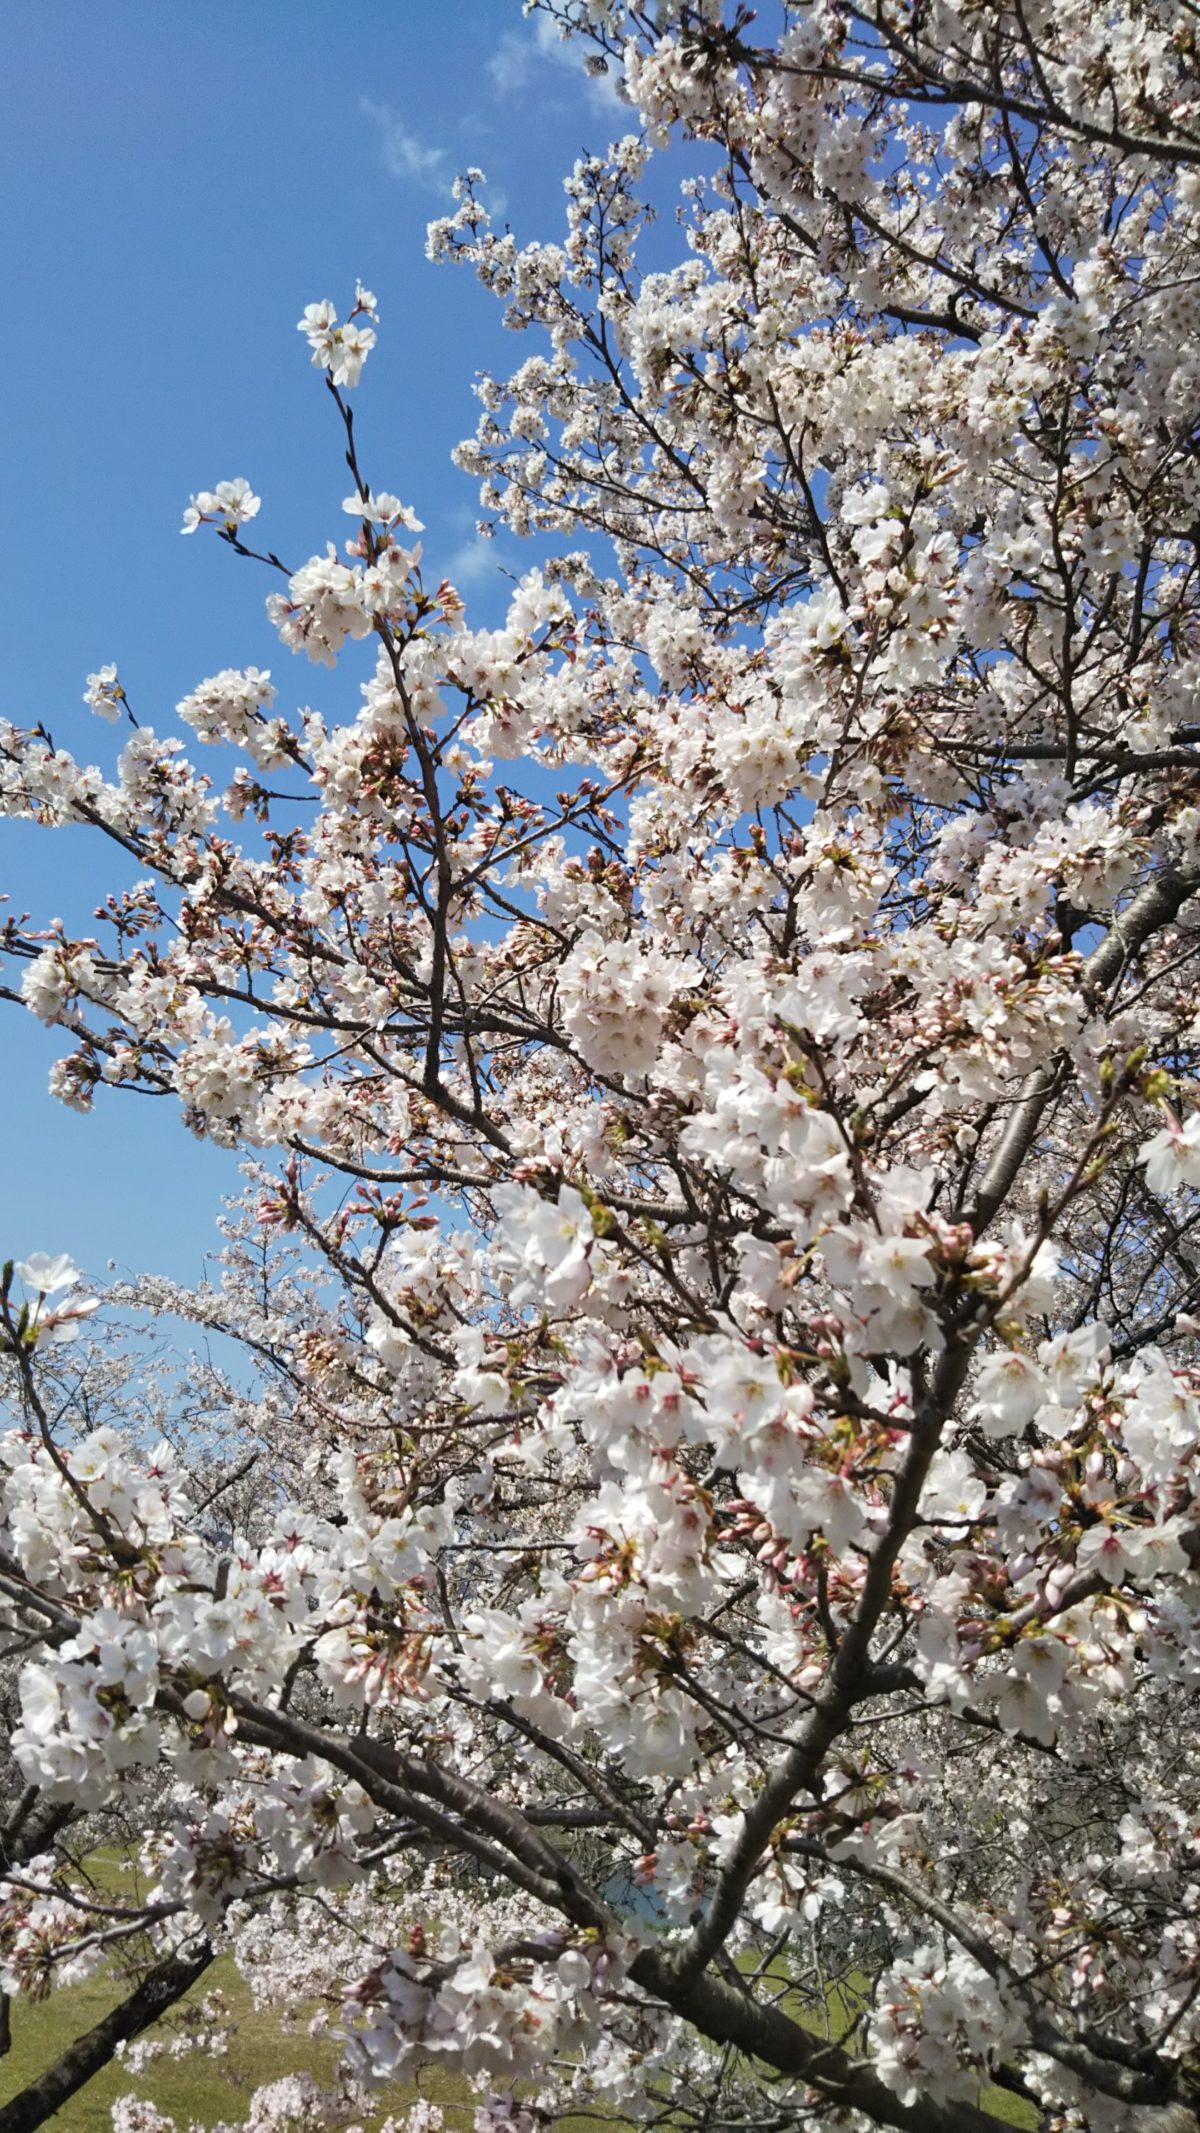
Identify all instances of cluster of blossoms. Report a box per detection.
[181,479,261,539]
[297,282,379,390]
[9,6,1200,2133]
[84,664,125,721]
[3,1251,99,1349]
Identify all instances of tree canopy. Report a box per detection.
[5,4,1200,2129]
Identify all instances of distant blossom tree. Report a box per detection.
[5,3,1200,2129]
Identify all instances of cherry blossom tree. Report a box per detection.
[6,2,1200,2127]
[0,1244,315,2129]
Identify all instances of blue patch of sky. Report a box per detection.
[0,0,654,1287]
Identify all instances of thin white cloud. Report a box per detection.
[443,535,514,592]
[361,99,449,192]
[489,14,626,115]
[488,31,534,97]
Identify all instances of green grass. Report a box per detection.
[3,1850,488,2132]
[977,2083,1038,2128]
[5,1955,358,2132]
[4,1860,1035,2130]
[4,1959,1038,2133]
[5,1947,605,2133]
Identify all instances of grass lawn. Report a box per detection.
[4,1952,371,2133]
[4,1958,1038,2133]
[6,1947,599,2133]
[4,1850,496,2132]
[4,1859,1035,2130]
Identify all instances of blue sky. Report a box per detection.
[0,1,626,1286]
